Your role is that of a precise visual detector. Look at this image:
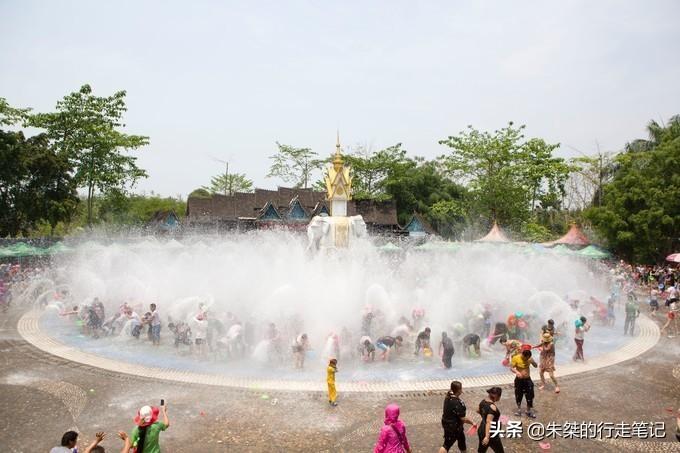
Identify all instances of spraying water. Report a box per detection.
[30,232,628,381]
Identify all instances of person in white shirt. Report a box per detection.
[149,303,161,346]
[292,333,310,368]
[192,313,208,358]
[573,316,590,362]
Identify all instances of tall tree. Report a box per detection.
[382,157,468,237]
[0,130,78,236]
[439,123,530,229]
[267,142,322,188]
[202,172,253,196]
[585,115,680,263]
[439,122,565,232]
[30,85,149,225]
[566,151,617,209]
[521,138,571,210]
[344,143,408,200]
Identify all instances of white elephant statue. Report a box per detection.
[307,214,367,251]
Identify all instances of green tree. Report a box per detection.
[202,172,253,195]
[344,144,408,200]
[30,85,149,225]
[585,115,680,262]
[0,97,31,126]
[522,138,572,210]
[0,130,78,236]
[439,122,565,232]
[97,192,186,225]
[567,151,617,209]
[267,142,322,188]
[428,199,467,238]
[382,158,468,238]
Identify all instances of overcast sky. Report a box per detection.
[2,1,679,197]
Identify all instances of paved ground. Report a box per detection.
[1,307,679,452]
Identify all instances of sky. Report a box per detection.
[2,0,679,198]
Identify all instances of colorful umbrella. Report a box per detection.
[666,253,680,263]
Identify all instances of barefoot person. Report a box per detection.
[376,335,402,361]
[511,344,537,418]
[462,333,481,358]
[292,333,309,369]
[414,327,431,356]
[327,358,338,407]
[661,302,679,338]
[439,381,474,453]
[477,387,504,453]
[149,303,161,346]
[573,316,590,362]
[439,332,455,369]
[538,328,559,393]
[360,336,376,361]
[624,295,639,336]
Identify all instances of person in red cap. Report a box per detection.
[510,344,538,418]
[129,402,170,453]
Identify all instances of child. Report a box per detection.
[649,289,660,315]
[327,358,338,407]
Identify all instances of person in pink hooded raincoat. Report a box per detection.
[374,403,412,453]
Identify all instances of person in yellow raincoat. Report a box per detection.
[327,358,338,406]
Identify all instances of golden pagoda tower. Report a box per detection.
[324,131,352,217]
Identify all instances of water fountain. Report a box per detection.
[12,136,657,390]
[307,134,367,252]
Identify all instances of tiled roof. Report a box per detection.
[186,188,399,225]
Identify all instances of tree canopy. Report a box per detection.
[0,130,78,236]
[202,172,253,196]
[30,85,149,225]
[585,116,680,262]
[438,122,569,232]
[267,142,322,189]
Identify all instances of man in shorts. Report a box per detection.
[375,335,402,361]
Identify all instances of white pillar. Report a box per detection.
[331,200,347,217]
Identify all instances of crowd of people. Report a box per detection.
[2,258,676,370]
[2,258,679,452]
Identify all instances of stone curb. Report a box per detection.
[18,310,659,393]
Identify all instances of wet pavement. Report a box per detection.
[1,307,679,452]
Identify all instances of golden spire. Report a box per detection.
[324,131,352,203]
[332,130,343,171]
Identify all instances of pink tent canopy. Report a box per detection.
[543,224,590,248]
[476,221,510,243]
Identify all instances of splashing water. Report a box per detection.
[29,232,630,381]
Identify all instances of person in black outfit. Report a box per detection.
[477,387,504,453]
[462,333,481,358]
[439,381,474,452]
[439,332,455,369]
[489,323,508,345]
